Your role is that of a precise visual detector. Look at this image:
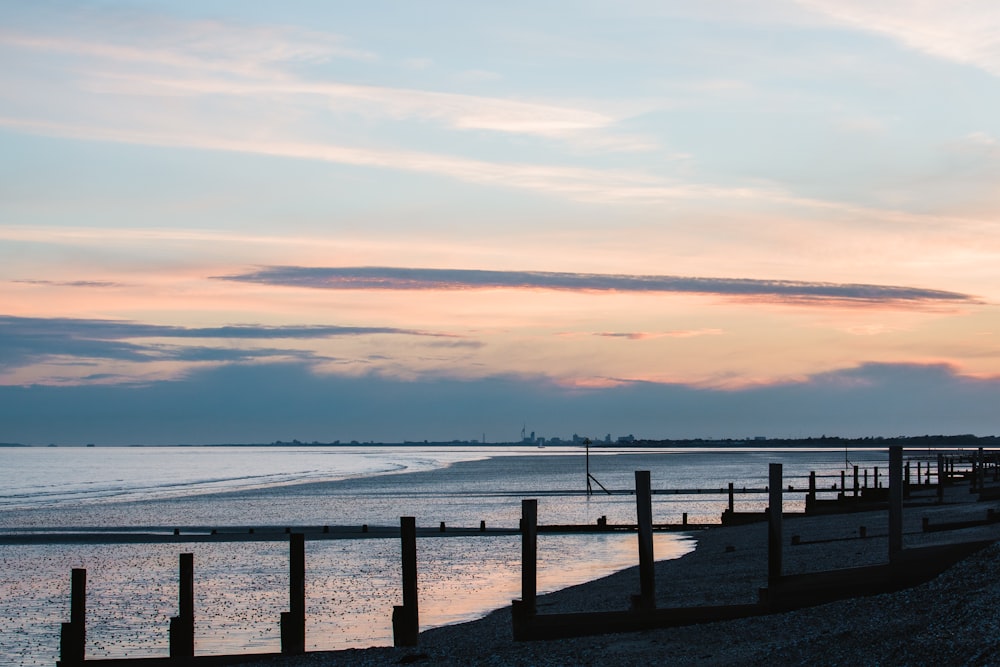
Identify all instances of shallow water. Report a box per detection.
[0,533,692,665]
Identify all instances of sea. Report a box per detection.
[0,444,900,666]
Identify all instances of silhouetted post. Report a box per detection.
[635,471,655,611]
[521,500,537,615]
[917,461,922,485]
[169,553,194,658]
[864,468,868,489]
[840,470,845,496]
[280,533,305,655]
[392,517,419,647]
[768,464,783,585]
[808,471,816,506]
[875,466,880,489]
[728,482,735,513]
[59,568,86,666]
[977,447,985,491]
[853,465,859,497]
[937,454,945,502]
[889,447,903,560]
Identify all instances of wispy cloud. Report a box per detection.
[798,1,1000,77]
[0,18,627,142]
[216,266,977,306]
[594,329,724,340]
[0,315,448,370]
[13,279,124,288]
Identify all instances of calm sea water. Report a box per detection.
[0,445,896,666]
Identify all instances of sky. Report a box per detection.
[3,1,1000,445]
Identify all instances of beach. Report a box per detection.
[5,446,991,665]
[236,481,1000,666]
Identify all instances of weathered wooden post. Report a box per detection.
[917,461,922,485]
[874,466,880,489]
[853,465,859,497]
[864,468,869,489]
[511,499,538,640]
[392,517,419,647]
[169,553,194,658]
[280,533,305,655]
[728,482,735,513]
[807,471,817,508]
[977,447,985,492]
[840,470,846,497]
[768,463,783,585]
[937,453,945,502]
[59,568,86,666]
[889,447,903,560]
[634,470,655,611]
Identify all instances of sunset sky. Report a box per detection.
[3,1,1000,444]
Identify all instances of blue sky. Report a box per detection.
[3,1,1000,444]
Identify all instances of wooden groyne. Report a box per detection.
[512,449,997,642]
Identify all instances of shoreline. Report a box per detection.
[235,483,1000,666]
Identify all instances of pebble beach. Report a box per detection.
[238,483,1000,666]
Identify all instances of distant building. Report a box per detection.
[617,434,636,444]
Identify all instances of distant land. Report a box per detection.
[4,434,999,448]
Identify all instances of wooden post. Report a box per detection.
[889,447,903,560]
[937,453,945,502]
[392,516,419,647]
[977,447,985,491]
[808,471,816,506]
[864,468,868,489]
[840,470,846,496]
[768,463,783,585]
[59,568,86,666]
[635,470,655,611]
[521,500,537,615]
[728,482,735,513]
[917,461,922,485]
[169,553,194,658]
[875,466,880,489]
[853,465,859,497]
[511,500,537,640]
[280,533,305,655]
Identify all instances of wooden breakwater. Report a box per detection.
[51,447,1000,664]
[512,450,997,641]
